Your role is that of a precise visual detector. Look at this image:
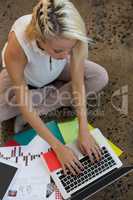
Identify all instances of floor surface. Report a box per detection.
[0,0,133,199]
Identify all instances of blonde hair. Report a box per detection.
[26,0,92,61]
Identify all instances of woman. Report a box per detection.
[0,0,109,175]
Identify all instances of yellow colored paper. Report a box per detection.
[58,118,123,157]
[108,141,123,157]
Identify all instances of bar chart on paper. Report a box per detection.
[0,135,50,167]
[0,146,43,167]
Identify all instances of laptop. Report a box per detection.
[0,158,18,200]
[42,128,133,200]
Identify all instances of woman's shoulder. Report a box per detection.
[10,14,32,42]
[9,15,33,62]
[5,31,28,69]
[13,14,32,27]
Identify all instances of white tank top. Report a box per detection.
[2,15,67,87]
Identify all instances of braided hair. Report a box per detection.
[26,0,92,61]
[35,0,67,37]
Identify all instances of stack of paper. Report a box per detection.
[1,135,56,200]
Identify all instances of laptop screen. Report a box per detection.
[0,162,18,200]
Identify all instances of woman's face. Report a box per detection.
[37,37,77,59]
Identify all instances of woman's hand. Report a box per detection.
[77,129,102,163]
[53,144,84,176]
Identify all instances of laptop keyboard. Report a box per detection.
[57,146,116,193]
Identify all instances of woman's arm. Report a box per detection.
[70,51,102,161]
[4,32,83,175]
[70,54,88,131]
[5,32,62,149]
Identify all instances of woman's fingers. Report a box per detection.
[61,143,103,177]
[91,147,100,162]
[62,164,67,175]
[74,159,84,170]
[71,161,81,174]
[81,138,102,163]
[71,149,84,171]
[84,144,99,163]
[86,149,94,163]
[92,141,102,159]
[94,144,102,159]
[79,145,86,155]
[66,163,76,176]
[72,151,84,170]
[63,159,83,176]
[80,144,93,162]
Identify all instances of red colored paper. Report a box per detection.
[42,150,62,172]
[4,140,20,147]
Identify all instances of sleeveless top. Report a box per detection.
[1,14,67,87]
